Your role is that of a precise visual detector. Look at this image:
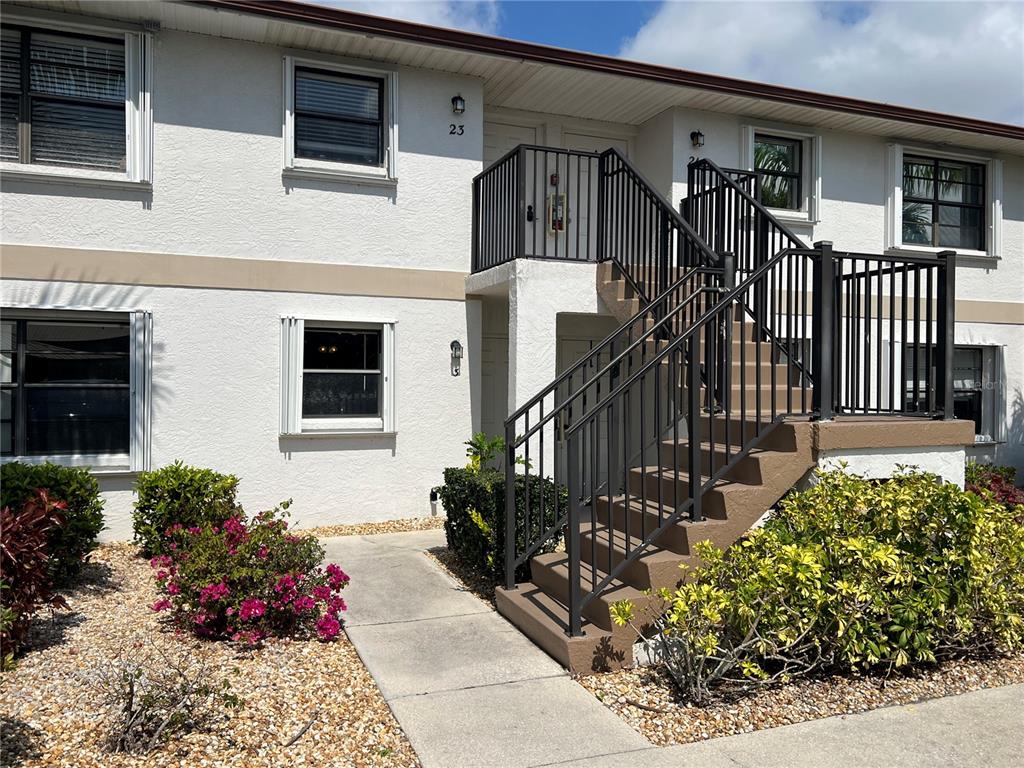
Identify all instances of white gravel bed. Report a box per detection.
[0,543,420,768]
[298,517,445,539]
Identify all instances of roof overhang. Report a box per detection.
[7,0,1023,154]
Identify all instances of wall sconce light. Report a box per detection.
[690,130,705,149]
[451,94,466,114]
[450,339,463,376]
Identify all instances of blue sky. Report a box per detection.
[328,1,1024,124]
[494,1,660,54]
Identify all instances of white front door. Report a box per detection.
[483,122,537,169]
[481,335,510,443]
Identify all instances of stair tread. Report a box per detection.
[533,551,645,601]
[580,521,699,563]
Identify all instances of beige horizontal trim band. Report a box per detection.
[0,244,468,301]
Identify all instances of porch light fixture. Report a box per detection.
[690,130,705,148]
[451,94,466,114]
[450,339,463,376]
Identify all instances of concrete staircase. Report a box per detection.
[495,417,816,673]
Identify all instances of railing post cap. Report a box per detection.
[813,240,833,248]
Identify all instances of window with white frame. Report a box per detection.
[903,344,1003,443]
[280,318,395,435]
[0,20,152,184]
[283,56,397,183]
[741,126,820,221]
[886,144,1003,258]
[1,309,152,469]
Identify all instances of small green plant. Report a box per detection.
[464,432,506,472]
[133,462,241,556]
[612,469,1024,703]
[1,462,104,585]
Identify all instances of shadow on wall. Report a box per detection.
[0,177,152,208]
[1002,388,1024,471]
[278,434,397,457]
[14,277,173,428]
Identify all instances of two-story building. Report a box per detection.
[1,0,1021,544]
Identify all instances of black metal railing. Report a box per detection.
[502,263,725,587]
[598,150,717,304]
[819,245,956,419]
[472,145,601,273]
[480,147,957,640]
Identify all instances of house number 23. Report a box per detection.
[449,124,465,135]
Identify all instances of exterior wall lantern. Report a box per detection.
[451,94,466,114]
[450,339,463,376]
[690,130,705,148]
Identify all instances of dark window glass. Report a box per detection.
[902,155,985,250]
[3,27,126,170]
[26,387,129,455]
[1,316,130,457]
[294,67,383,166]
[301,327,382,418]
[754,135,802,210]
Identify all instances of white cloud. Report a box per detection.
[318,0,500,34]
[619,1,1024,124]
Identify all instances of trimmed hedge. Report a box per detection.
[439,467,567,584]
[0,462,104,585]
[133,462,241,556]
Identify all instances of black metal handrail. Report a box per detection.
[685,157,814,384]
[502,263,724,582]
[598,149,718,303]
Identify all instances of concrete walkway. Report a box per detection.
[324,530,1024,768]
[322,529,649,768]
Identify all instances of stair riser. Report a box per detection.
[530,559,622,631]
[595,498,737,554]
[655,444,764,483]
[580,529,691,590]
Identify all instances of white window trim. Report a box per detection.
[0,307,152,472]
[741,124,821,224]
[282,55,398,186]
[0,11,154,188]
[280,317,396,437]
[885,143,1002,261]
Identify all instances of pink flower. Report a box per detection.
[312,585,332,601]
[150,598,172,612]
[166,582,182,595]
[326,564,350,589]
[327,596,348,614]
[316,614,341,641]
[199,582,230,605]
[150,555,173,569]
[257,546,269,560]
[292,595,316,614]
[239,598,266,621]
[274,574,296,593]
[155,570,169,582]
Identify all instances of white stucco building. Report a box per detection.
[1,0,1021,540]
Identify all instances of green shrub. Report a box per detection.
[612,469,1024,702]
[1,462,104,584]
[439,467,566,584]
[133,462,240,556]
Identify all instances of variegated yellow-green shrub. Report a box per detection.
[611,469,1024,702]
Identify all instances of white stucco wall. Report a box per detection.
[816,446,967,489]
[0,29,485,273]
[1,279,474,540]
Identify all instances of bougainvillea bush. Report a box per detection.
[150,502,349,644]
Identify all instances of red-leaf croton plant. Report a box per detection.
[150,502,349,644]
